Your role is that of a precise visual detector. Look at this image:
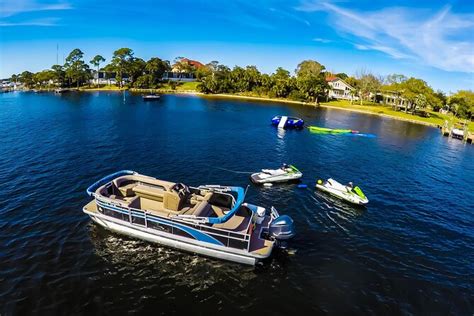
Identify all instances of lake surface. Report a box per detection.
[1,91,473,315]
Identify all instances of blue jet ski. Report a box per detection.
[271,116,304,129]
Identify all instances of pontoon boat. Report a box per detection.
[83,170,296,265]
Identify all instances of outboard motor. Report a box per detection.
[269,215,295,241]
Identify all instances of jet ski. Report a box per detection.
[271,116,304,129]
[251,164,303,184]
[315,178,368,205]
[308,126,358,134]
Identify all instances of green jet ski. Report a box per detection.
[315,178,368,205]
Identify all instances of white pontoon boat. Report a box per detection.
[83,170,296,265]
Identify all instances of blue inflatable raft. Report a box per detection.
[271,116,304,129]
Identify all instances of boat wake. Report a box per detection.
[345,133,377,138]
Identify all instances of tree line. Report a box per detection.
[8,47,474,119]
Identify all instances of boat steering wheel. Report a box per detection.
[172,183,190,197]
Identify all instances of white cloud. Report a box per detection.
[313,37,332,43]
[0,0,72,18]
[0,17,60,26]
[296,1,474,73]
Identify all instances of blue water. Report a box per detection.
[1,91,473,315]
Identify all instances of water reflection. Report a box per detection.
[88,224,259,289]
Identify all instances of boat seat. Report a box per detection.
[163,191,182,213]
[189,192,213,205]
[133,184,164,202]
[191,201,212,217]
[137,197,165,213]
[119,185,136,197]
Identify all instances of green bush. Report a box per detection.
[288,90,306,101]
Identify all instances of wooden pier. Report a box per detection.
[441,120,472,144]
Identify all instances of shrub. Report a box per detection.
[288,90,306,101]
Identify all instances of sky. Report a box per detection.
[0,0,473,93]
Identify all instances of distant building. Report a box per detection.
[162,71,196,82]
[171,58,204,72]
[164,58,204,82]
[90,71,128,85]
[326,77,355,100]
[379,91,411,110]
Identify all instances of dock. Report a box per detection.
[441,120,472,144]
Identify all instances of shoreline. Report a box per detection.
[165,92,443,128]
[19,87,470,131]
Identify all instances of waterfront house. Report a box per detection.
[378,90,411,111]
[164,58,204,82]
[326,77,356,101]
[90,71,129,86]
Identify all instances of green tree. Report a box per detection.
[336,72,348,80]
[414,93,428,110]
[145,57,170,84]
[127,57,146,86]
[271,67,292,98]
[64,48,90,87]
[33,70,56,88]
[195,65,212,80]
[10,74,18,84]
[448,90,474,119]
[386,74,407,85]
[111,48,134,88]
[295,60,328,104]
[18,71,34,88]
[90,55,106,87]
[356,71,381,105]
[397,78,441,113]
[133,74,154,88]
[51,64,65,87]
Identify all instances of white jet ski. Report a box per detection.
[251,164,303,184]
[315,178,368,205]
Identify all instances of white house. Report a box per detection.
[326,77,355,100]
[89,71,125,86]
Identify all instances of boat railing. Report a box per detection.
[86,170,136,196]
[270,206,280,219]
[95,197,251,250]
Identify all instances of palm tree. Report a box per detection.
[90,55,106,88]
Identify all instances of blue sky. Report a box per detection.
[1,0,473,92]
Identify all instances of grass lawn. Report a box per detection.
[159,81,200,91]
[81,85,124,91]
[320,100,474,132]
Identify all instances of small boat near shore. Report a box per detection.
[315,178,368,206]
[271,116,304,129]
[54,88,71,94]
[251,164,302,184]
[83,170,296,265]
[451,128,464,140]
[143,93,161,101]
[308,125,358,134]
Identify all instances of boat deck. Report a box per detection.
[249,216,273,257]
[84,199,98,213]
